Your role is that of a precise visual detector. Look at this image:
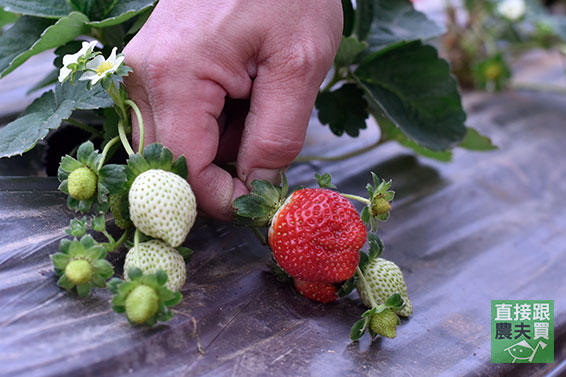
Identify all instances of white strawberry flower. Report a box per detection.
[79,47,125,85]
[58,40,98,83]
[497,0,526,21]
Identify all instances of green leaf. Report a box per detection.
[316,84,369,137]
[356,0,373,41]
[0,80,112,158]
[0,13,88,78]
[365,0,443,53]
[126,7,152,35]
[68,0,95,16]
[0,7,19,27]
[378,115,453,161]
[88,0,155,28]
[459,127,497,151]
[334,36,366,68]
[356,41,467,151]
[26,69,58,94]
[0,0,74,18]
[341,0,354,36]
[99,164,127,194]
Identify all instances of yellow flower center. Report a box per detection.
[95,61,113,75]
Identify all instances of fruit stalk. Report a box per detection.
[97,136,120,170]
[125,99,144,152]
[341,193,370,205]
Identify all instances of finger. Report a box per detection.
[236,48,332,187]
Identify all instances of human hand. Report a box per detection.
[124,0,342,220]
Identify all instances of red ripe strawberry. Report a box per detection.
[294,278,338,303]
[268,188,366,283]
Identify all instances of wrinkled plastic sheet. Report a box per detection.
[1,89,566,377]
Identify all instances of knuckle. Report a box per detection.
[252,135,304,164]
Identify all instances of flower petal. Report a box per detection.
[86,55,105,70]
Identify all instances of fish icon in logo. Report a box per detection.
[504,340,547,363]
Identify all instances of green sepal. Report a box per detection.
[59,238,72,254]
[76,283,92,297]
[233,178,284,227]
[51,236,114,297]
[385,293,404,310]
[91,214,106,232]
[362,172,394,231]
[58,140,125,214]
[314,172,337,189]
[65,216,87,237]
[368,233,384,260]
[110,269,183,327]
[176,247,193,263]
[51,253,70,271]
[125,143,189,190]
[358,251,369,271]
[268,258,291,282]
[337,276,358,298]
[57,274,75,290]
[350,316,370,341]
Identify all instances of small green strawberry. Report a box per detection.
[357,257,412,317]
[124,239,186,292]
[50,235,114,297]
[109,268,182,326]
[360,173,394,231]
[129,169,197,247]
[58,141,126,214]
[369,308,399,338]
[67,167,97,200]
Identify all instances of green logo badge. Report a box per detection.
[491,300,554,363]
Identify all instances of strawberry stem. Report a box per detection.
[134,228,141,266]
[293,137,386,163]
[97,136,120,170]
[125,99,144,152]
[341,193,370,205]
[251,227,267,245]
[118,120,135,156]
[356,266,378,309]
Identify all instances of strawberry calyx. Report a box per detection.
[58,141,126,214]
[233,171,289,227]
[109,267,182,326]
[50,235,114,297]
[350,293,404,341]
[361,172,394,231]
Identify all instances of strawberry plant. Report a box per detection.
[444,0,566,91]
[235,171,413,341]
[0,0,495,165]
[2,38,199,327]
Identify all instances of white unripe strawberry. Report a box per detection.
[357,258,413,317]
[129,169,197,247]
[124,240,186,292]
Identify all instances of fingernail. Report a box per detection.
[245,168,281,189]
